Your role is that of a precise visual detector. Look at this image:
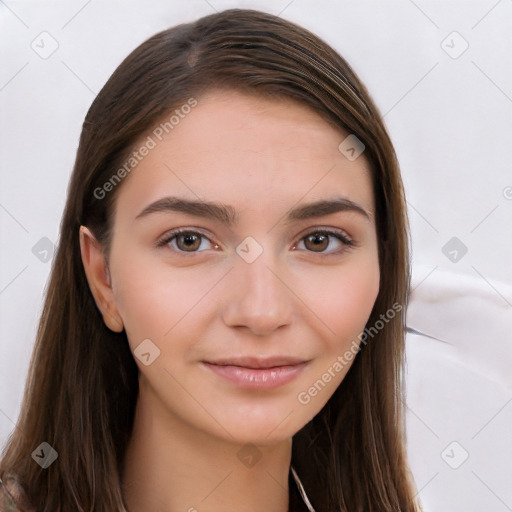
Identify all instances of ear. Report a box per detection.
[79,225,124,333]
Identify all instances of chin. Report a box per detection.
[206,400,316,446]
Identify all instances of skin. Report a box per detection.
[80,89,380,512]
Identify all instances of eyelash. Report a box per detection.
[155,227,356,256]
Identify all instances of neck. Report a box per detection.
[121,376,292,512]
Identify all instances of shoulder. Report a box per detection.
[0,481,21,511]
[0,475,36,512]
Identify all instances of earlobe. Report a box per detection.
[79,225,125,333]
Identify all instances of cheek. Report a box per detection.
[297,254,380,342]
[291,257,379,413]
[334,266,379,335]
[109,251,219,350]
[111,262,165,345]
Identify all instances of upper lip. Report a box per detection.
[203,356,308,369]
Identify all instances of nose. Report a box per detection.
[221,248,294,337]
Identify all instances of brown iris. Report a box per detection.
[304,233,329,252]
[176,233,202,251]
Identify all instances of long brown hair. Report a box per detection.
[0,8,416,511]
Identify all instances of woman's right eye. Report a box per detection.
[156,229,216,253]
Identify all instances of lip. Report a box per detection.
[202,356,309,389]
[205,356,308,369]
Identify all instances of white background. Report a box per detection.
[1,1,511,511]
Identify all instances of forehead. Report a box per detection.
[175,88,358,161]
[113,89,375,223]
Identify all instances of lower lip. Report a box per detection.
[202,362,308,389]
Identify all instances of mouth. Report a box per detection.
[201,356,310,389]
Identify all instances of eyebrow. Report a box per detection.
[135,196,371,225]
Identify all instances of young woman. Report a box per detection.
[0,8,419,512]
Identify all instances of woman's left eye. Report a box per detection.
[156,228,355,255]
[293,229,355,255]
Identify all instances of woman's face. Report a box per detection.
[104,89,379,445]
